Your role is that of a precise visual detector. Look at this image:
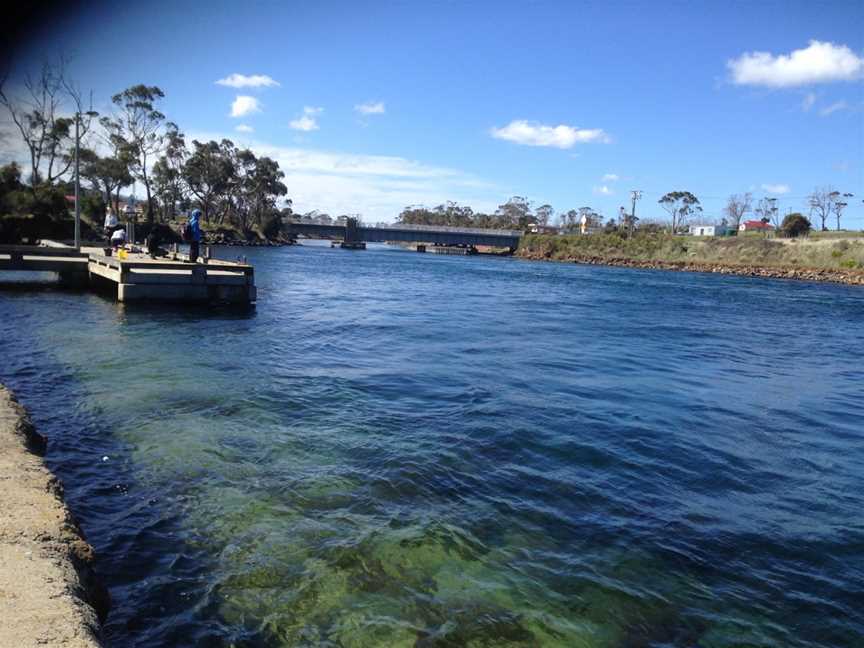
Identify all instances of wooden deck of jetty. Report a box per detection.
[0,242,255,304]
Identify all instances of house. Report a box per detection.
[739,220,774,233]
[527,224,559,235]
[689,224,728,237]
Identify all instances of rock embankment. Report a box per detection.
[0,385,108,648]
[516,251,864,286]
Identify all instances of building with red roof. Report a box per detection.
[739,220,774,232]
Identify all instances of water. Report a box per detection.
[1,243,863,647]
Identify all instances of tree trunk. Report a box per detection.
[143,174,153,224]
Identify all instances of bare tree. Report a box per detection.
[808,187,837,231]
[833,192,853,231]
[723,192,752,231]
[0,56,96,188]
[754,197,780,230]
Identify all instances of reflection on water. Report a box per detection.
[2,244,863,647]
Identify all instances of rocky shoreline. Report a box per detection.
[0,385,108,648]
[516,251,864,286]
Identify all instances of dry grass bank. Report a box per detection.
[518,232,864,272]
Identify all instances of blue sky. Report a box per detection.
[5,0,864,225]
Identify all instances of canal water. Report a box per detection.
[1,243,862,647]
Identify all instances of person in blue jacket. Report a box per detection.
[187,209,203,263]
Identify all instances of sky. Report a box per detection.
[2,0,863,225]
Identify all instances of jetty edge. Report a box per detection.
[0,384,108,648]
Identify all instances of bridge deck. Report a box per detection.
[286,222,521,248]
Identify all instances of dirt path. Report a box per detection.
[0,385,108,648]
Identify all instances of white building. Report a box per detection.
[689,224,727,237]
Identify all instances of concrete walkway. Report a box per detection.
[0,385,107,648]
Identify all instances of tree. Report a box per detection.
[723,192,752,231]
[535,204,554,227]
[578,206,602,232]
[0,57,96,188]
[79,149,133,214]
[151,122,187,221]
[832,192,853,231]
[658,191,701,233]
[781,212,811,238]
[560,209,580,232]
[243,154,287,231]
[102,85,166,223]
[183,140,234,223]
[496,196,534,229]
[754,197,780,230]
[807,187,838,231]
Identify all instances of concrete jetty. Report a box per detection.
[0,385,108,648]
[0,242,255,304]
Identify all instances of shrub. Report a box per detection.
[781,213,811,238]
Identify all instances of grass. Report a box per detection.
[518,232,864,271]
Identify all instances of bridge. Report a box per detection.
[284,219,522,250]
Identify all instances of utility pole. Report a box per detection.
[74,112,81,249]
[629,190,642,237]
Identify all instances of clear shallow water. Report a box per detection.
[1,244,863,647]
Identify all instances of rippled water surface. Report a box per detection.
[1,243,863,647]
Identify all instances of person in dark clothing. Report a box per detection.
[188,209,202,263]
[146,227,162,259]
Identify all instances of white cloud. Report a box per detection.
[490,120,609,149]
[235,124,254,133]
[289,108,323,132]
[230,96,261,117]
[761,183,790,195]
[216,73,280,88]
[802,92,816,111]
[355,101,386,115]
[820,100,849,116]
[602,173,619,182]
[186,130,502,221]
[289,116,318,131]
[593,185,613,196]
[728,40,864,88]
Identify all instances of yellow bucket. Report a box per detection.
[118,249,128,260]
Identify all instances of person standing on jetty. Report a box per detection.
[187,209,202,263]
[103,206,118,239]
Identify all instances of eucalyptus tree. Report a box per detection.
[183,139,234,223]
[79,148,133,213]
[754,196,780,230]
[659,191,701,233]
[496,196,534,229]
[832,192,853,231]
[102,85,166,223]
[807,187,836,231]
[245,155,287,229]
[0,57,96,188]
[535,204,554,227]
[723,192,752,231]
[151,122,187,221]
[578,206,602,230]
[560,209,580,232]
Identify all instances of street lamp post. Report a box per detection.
[74,112,81,249]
